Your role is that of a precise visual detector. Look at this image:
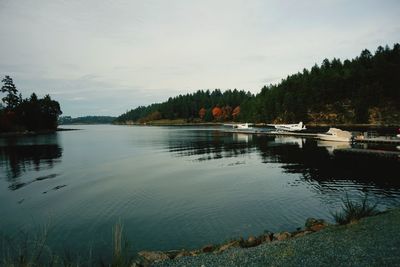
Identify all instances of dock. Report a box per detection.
[223,128,400,145]
[262,131,318,138]
[334,148,400,160]
[354,137,400,145]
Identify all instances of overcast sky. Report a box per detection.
[0,0,399,117]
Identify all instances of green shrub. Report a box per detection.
[332,194,379,225]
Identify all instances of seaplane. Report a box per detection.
[267,121,306,132]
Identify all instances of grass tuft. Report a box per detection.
[332,194,379,225]
[1,221,134,267]
[111,221,132,267]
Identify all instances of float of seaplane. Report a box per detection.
[223,123,266,133]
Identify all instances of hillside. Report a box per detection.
[115,44,400,125]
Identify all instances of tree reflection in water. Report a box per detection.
[0,135,63,190]
[167,131,400,194]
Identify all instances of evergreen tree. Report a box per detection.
[0,76,63,132]
[1,76,20,109]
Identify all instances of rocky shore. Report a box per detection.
[133,208,400,266]
[135,218,329,266]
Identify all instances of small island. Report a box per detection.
[0,76,62,134]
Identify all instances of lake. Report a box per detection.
[1,125,399,259]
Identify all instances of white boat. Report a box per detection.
[317,128,352,142]
[267,121,306,132]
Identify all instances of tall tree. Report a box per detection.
[1,76,20,109]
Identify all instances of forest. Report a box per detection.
[59,116,116,125]
[115,44,400,125]
[114,89,253,123]
[0,76,62,132]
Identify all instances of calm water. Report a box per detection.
[1,125,400,257]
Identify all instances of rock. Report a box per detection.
[305,218,327,229]
[138,251,169,263]
[190,249,201,256]
[293,230,313,238]
[239,236,262,248]
[310,223,326,232]
[201,244,215,253]
[247,235,256,242]
[218,240,240,253]
[175,250,191,258]
[238,237,245,247]
[164,250,181,259]
[273,232,291,241]
[246,236,259,247]
[260,233,272,243]
[238,236,261,248]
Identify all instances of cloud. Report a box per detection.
[0,0,399,116]
[70,97,86,101]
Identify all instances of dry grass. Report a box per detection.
[332,194,379,225]
[1,221,134,267]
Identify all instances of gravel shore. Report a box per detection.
[154,208,400,267]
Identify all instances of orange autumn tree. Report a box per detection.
[221,105,232,120]
[198,108,206,120]
[212,106,222,120]
[232,106,240,120]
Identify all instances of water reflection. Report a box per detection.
[168,131,253,161]
[269,139,400,192]
[316,140,351,155]
[167,131,400,194]
[0,135,63,189]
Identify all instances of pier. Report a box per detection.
[334,148,400,160]
[223,128,400,145]
[354,137,400,145]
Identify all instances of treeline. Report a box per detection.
[116,44,400,125]
[240,43,400,124]
[0,76,62,132]
[59,116,116,125]
[115,89,253,123]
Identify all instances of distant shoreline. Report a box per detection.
[114,120,399,128]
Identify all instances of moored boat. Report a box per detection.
[317,128,352,142]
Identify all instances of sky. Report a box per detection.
[0,0,399,117]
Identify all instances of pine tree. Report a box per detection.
[1,75,20,109]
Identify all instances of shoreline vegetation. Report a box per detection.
[0,76,62,134]
[58,116,116,125]
[2,199,399,266]
[114,118,399,128]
